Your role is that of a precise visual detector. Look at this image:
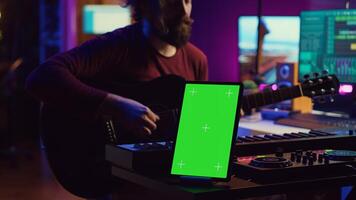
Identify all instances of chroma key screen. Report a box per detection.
[171,83,241,179]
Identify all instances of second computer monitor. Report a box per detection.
[299,9,356,84]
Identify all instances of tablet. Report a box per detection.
[170,82,243,181]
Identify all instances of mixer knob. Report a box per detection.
[302,155,308,164]
[324,156,330,165]
[290,153,296,162]
[306,151,312,157]
[312,153,317,161]
[296,154,302,163]
[296,150,303,156]
[318,154,323,163]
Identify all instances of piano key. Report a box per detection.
[283,133,301,138]
[245,136,265,142]
[272,134,289,139]
[298,132,316,137]
[252,135,271,141]
[264,134,283,140]
[309,130,335,136]
[290,132,306,138]
[237,136,255,142]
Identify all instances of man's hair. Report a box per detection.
[124,0,193,48]
[124,0,162,22]
[124,0,141,21]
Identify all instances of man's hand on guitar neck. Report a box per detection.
[99,93,160,136]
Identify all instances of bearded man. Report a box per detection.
[26,0,207,199]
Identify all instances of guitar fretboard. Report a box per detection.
[241,85,302,112]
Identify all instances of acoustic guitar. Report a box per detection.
[40,73,339,198]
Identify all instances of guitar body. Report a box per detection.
[41,75,186,198]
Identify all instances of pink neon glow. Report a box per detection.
[259,84,268,91]
[339,84,353,95]
[271,84,278,91]
[237,156,255,164]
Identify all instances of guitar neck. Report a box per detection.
[241,85,303,112]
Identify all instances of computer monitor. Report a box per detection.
[299,10,356,116]
[299,9,356,83]
[83,5,131,35]
[238,16,300,84]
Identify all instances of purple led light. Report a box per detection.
[272,84,278,91]
[339,84,353,95]
[259,84,268,91]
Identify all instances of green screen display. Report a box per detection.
[171,83,241,179]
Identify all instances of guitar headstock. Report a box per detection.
[301,71,340,103]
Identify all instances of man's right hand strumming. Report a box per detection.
[99,93,160,137]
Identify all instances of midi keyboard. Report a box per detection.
[235,128,356,156]
[106,128,356,174]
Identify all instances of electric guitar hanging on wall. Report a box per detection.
[40,72,339,198]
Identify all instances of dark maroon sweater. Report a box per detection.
[26,23,208,116]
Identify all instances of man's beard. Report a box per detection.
[155,16,193,48]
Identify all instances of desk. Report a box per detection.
[108,115,356,199]
[111,165,355,199]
